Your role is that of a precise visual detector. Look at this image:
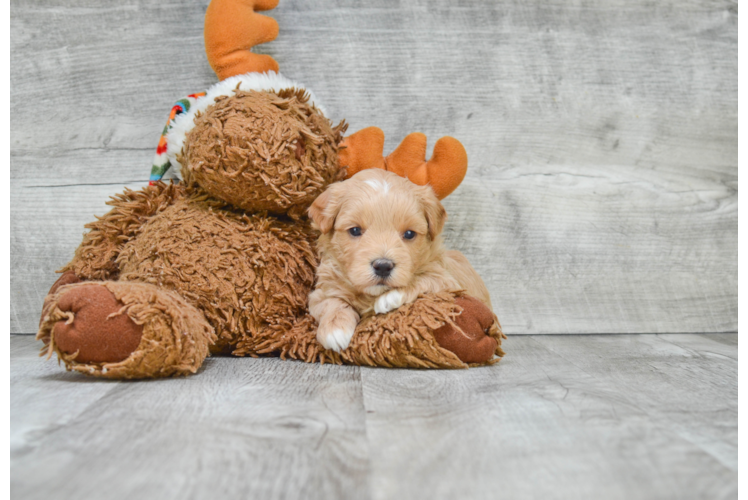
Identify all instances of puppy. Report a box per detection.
[308,169,492,352]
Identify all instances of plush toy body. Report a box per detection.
[37,0,505,378]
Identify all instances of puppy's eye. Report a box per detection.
[403,230,417,240]
[348,227,362,237]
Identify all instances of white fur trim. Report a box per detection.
[166,72,325,170]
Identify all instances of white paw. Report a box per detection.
[318,325,355,352]
[374,289,405,315]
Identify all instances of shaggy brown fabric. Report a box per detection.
[51,284,144,363]
[38,88,507,378]
[40,271,82,328]
[181,89,347,219]
[38,281,215,379]
[234,291,505,369]
[116,198,318,353]
[61,182,184,280]
[433,295,500,363]
[48,270,82,295]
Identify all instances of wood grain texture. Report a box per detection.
[360,333,737,500]
[11,334,737,499]
[10,0,737,333]
[11,336,371,500]
[697,332,738,348]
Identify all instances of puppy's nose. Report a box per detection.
[372,259,395,278]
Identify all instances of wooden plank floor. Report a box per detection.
[11,334,737,500]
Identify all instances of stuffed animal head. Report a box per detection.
[161,0,469,219]
[154,0,345,219]
[176,84,345,219]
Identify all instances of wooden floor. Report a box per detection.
[10,334,737,500]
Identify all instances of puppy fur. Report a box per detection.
[308,169,492,352]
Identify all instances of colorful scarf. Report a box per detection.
[149,93,206,184]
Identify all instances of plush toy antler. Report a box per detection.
[204,0,281,80]
[338,127,468,199]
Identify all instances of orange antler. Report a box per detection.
[339,128,468,199]
[338,127,386,177]
[204,0,280,81]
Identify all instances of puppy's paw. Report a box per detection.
[318,326,355,352]
[317,311,358,352]
[374,289,405,315]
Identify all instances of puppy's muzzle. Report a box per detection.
[372,258,395,278]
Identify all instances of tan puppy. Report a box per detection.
[308,169,491,352]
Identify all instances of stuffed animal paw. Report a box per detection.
[433,295,503,364]
[45,281,144,364]
[39,280,214,378]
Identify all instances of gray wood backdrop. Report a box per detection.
[10,0,737,335]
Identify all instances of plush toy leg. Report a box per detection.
[60,182,184,281]
[38,280,215,379]
[40,271,82,327]
[344,292,504,367]
[236,292,504,368]
[433,295,504,364]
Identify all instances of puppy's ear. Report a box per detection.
[421,186,447,240]
[309,183,343,234]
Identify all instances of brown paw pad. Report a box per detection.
[52,284,143,364]
[41,271,82,328]
[433,296,498,364]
